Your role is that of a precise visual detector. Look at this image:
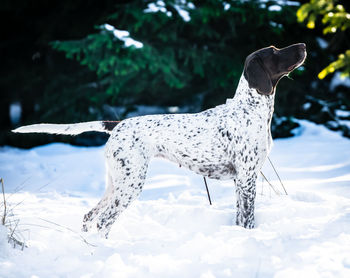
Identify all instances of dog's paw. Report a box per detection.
[82,219,109,239]
[82,206,117,238]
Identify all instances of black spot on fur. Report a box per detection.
[118,159,126,167]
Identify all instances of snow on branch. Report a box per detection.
[144,0,195,22]
[102,24,143,49]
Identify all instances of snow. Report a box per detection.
[260,0,300,10]
[144,1,195,22]
[173,3,192,22]
[1,120,350,277]
[303,102,311,110]
[268,5,282,12]
[316,37,328,49]
[9,102,22,126]
[144,1,173,17]
[103,24,143,49]
[330,72,350,91]
[223,2,231,11]
[269,21,283,28]
[262,0,300,6]
[339,120,350,129]
[335,109,350,118]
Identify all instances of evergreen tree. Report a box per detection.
[3,0,347,147]
[51,0,311,118]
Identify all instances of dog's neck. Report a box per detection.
[226,75,275,120]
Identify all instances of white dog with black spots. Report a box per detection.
[14,43,306,238]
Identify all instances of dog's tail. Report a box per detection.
[12,121,120,135]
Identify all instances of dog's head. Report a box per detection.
[244,43,306,95]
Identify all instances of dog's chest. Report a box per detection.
[225,107,272,163]
[215,87,274,175]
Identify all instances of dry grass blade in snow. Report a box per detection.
[1,178,27,250]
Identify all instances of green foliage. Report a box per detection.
[297,0,350,79]
[6,0,348,146]
[52,0,304,111]
[319,50,350,79]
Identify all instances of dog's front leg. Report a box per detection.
[234,173,257,229]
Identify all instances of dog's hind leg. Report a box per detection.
[83,146,150,238]
[82,166,115,233]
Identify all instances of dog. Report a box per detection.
[13,43,307,238]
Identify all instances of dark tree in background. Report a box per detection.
[1,0,349,148]
[1,0,117,146]
[297,0,350,136]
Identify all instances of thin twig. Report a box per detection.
[38,218,97,247]
[203,177,212,205]
[267,157,288,195]
[19,223,65,232]
[5,176,33,203]
[1,179,30,210]
[19,222,96,248]
[6,179,57,216]
[1,179,27,249]
[8,234,26,250]
[9,219,20,238]
[260,171,280,195]
[8,219,26,249]
[1,178,6,225]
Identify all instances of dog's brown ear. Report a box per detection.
[244,56,273,95]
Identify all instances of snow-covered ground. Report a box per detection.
[1,120,350,277]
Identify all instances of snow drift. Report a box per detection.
[1,120,350,277]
